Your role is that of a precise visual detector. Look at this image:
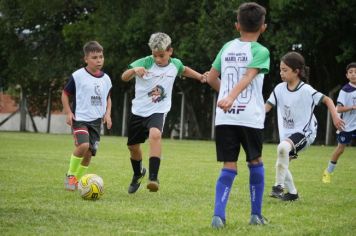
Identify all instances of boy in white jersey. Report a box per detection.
[266,52,344,201]
[62,41,112,191]
[207,2,269,227]
[322,62,356,183]
[121,32,207,194]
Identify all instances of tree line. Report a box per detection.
[0,0,355,142]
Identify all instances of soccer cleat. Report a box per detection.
[322,169,331,183]
[128,167,147,194]
[147,179,159,192]
[270,185,284,198]
[65,174,78,191]
[211,216,225,229]
[281,192,299,201]
[249,214,268,225]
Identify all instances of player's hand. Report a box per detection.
[66,113,75,127]
[217,96,234,112]
[103,114,112,129]
[333,116,345,131]
[200,72,209,83]
[133,67,148,78]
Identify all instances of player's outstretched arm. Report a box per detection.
[182,66,207,83]
[322,96,345,131]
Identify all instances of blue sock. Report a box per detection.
[213,168,237,221]
[249,163,264,216]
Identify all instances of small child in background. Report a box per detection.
[322,62,356,183]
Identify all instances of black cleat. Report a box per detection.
[281,192,299,201]
[128,167,146,194]
[270,185,284,198]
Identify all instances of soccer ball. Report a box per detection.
[78,174,104,200]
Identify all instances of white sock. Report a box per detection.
[275,141,292,187]
[285,169,297,194]
[327,161,337,173]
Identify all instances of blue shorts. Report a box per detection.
[337,129,356,144]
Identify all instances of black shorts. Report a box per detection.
[215,125,263,162]
[127,113,165,145]
[72,118,101,156]
[287,132,308,159]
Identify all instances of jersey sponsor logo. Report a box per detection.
[91,83,103,106]
[225,53,248,63]
[283,105,294,129]
[227,105,246,114]
[148,85,166,103]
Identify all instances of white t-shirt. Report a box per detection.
[337,82,356,132]
[64,68,112,122]
[212,39,270,128]
[267,81,324,141]
[129,56,185,117]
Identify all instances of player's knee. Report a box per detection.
[128,144,139,153]
[149,128,162,141]
[77,142,90,151]
[277,141,291,156]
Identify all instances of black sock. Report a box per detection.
[130,158,142,176]
[149,156,160,180]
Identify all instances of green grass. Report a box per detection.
[0,132,355,235]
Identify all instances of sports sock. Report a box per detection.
[67,154,82,176]
[249,162,264,216]
[213,168,237,221]
[284,169,297,194]
[76,164,88,180]
[149,156,160,180]
[276,141,291,186]
[327,161,337,173]
[130,158,143,176]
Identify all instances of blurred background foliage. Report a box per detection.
[0,0,355,142]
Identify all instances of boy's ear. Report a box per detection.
[168,47,173,55]
[235,22,240,31]
[260,23,267,33]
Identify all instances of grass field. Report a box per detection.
[0,131,355,235]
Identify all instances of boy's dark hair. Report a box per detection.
[346,62,356,72]
[237,2,266,32]
[83,41,103,56]
[281,51,310,82]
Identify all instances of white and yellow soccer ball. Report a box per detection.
[78,174,104,200]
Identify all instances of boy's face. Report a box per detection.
[152,48,173,67]
[84,51,104,73]
[346,67,356,85]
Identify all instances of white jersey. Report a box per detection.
[267,81,324,141]
[129,56,185,117]
[212,39,270,128]
[337,83,356,132]
[64,68,112,122]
